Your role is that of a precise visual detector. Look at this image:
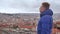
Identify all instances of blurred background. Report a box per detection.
[0,0,60,34]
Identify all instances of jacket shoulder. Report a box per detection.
[40,15,53,21]
[41,15,52,19]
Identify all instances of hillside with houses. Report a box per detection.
[0,13,60,34]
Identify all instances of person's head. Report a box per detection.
[40,2,50,12]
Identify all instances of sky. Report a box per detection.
[0,0,60,13]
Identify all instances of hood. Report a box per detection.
[40,9,53,17]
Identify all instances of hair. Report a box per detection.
[42,2,50,9]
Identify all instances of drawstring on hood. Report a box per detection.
[40,9,53,17]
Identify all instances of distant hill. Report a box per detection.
[0,13,60,23]
[0,13,39,23]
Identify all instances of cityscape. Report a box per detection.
[0,13,60,34]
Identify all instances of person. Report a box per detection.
[37,2,53,34]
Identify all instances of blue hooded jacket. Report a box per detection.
[37,9,53,34]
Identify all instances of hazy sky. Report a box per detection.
[0,0,60,13]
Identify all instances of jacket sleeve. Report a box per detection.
[41,15,53,34]
[40,15,53,34]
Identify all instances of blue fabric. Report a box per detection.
[37,9,53,34]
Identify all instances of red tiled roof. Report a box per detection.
[20,25,33,29]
